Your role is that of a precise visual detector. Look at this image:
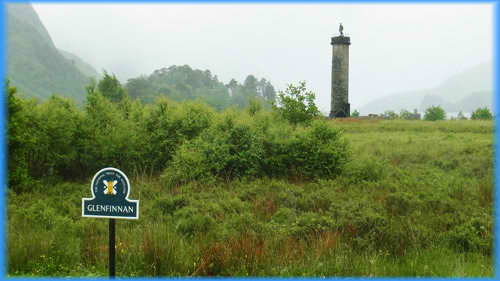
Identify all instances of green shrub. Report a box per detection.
[384,110,398,120]
[154,195,190,215]
[246,96,264,116]
[263,120,350,180]
[343,156,387,183]
[30,95,82,179]
[143,99,215,174]
[271,207,296,224]
[162,112,263,185]
[384,192,420,216]
[272,81,320,126]
[423,105,446,121]
[6,82,35,191]
[400,109,413,120]
[330,200,388,252]
[290,212,335,238]
[351,110,360,117]
[447,216,492,255]
[174,206,217,236]
[471,107,493,120]
[163,115,350,185]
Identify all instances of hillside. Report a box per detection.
[7,3,91,102]
[58,49,103,81]
[358,62,493,114]
[434,62,492,102]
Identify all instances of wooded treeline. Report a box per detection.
[125,65,276,110]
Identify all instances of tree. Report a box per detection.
[126,75,151,100]
[6,81,34,190]
[263,82,276,103]
[457,111,468,120]
[246,96,264,116]
[31,95,82,179]
[243,75,258,97]
[424,105,446,121]
[471,107,493,120]
[384,110,398,120]
[98,71,127,103]
[273,81,320,126]
[400,109,412,120]
[351,109,360,117]
[227,79,239,96]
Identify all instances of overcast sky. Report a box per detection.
[32,3,493,113]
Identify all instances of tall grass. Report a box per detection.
[8,119,493,277]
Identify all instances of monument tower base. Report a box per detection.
[329,102,350,118]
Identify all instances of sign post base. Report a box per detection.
[109,219,115,278]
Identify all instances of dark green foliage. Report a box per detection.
[162,110,265,185]
[424,105,446,121]
[29,95,82,179]
[266,120,349,180]
[125,65,276,110]
[7,82,34,191]
[471,107,493,120]
[162,111,349,186]
[384,192,419,216]
[97,71,127,103]
[246,96,264,116]
[143,98,216,174]
[448,215,491,255]
[273,82,321,126]
[400,109,413,120]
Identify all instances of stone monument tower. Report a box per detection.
[329,23,351,118]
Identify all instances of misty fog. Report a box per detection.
[31,3,493,113]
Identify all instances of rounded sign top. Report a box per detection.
[90,167,131,200]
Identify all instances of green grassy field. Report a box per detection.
[8,119,493,277]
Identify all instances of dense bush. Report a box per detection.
[29,95,82,179]
[7,82,349,190]
[400,109,413,120]
[471,107,493,120]
[272,82,320,126]
[424,105,446,121]
[7,82,34,191]
[162,111,350,186]
[384,110,398,120]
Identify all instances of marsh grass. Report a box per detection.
[8,119,493,277]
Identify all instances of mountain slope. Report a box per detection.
[58,49,103,81]
[358,62,493,114]
[434,62,492,103]
[7,3,90,102]
[357,90,428,114]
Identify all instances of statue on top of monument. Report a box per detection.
[339,23,344,36]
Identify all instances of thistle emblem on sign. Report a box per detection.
[103,180,117,195]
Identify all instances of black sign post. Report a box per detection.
[82,168,139,278]
[109,219,115,278]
